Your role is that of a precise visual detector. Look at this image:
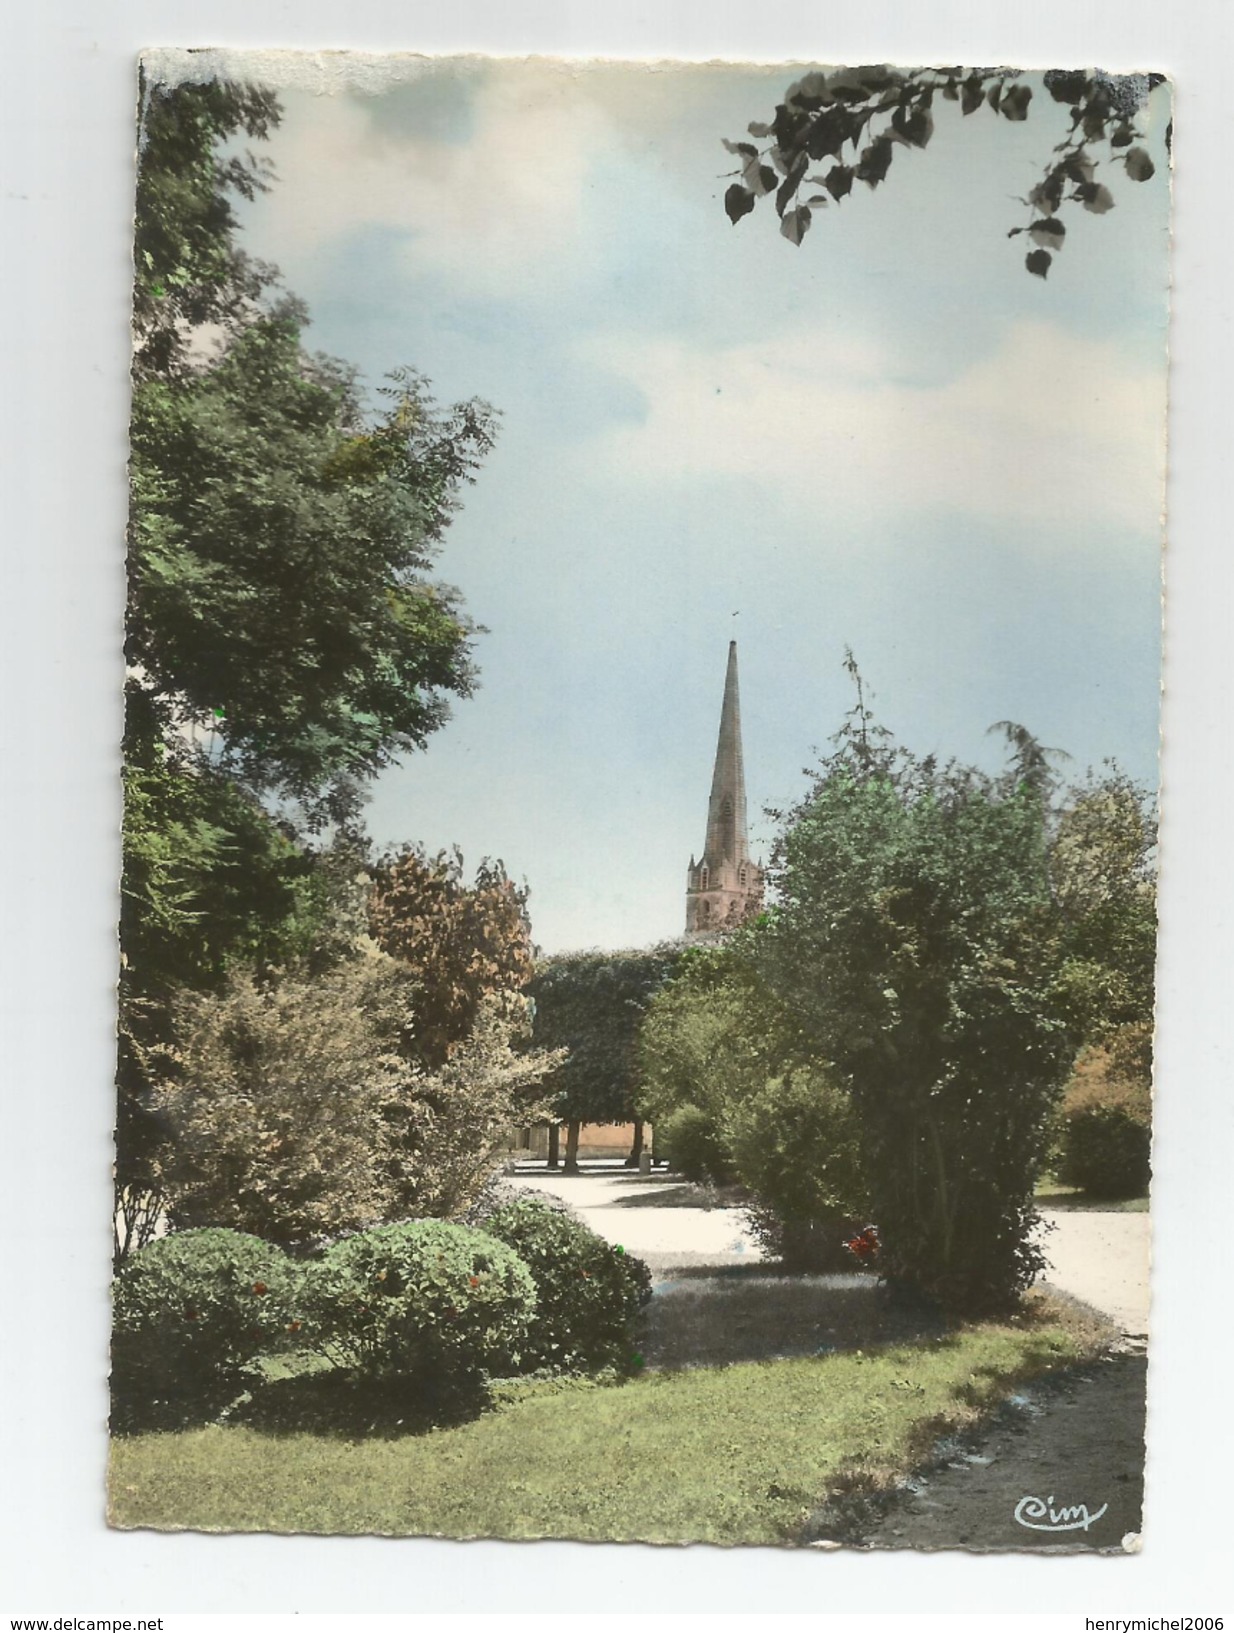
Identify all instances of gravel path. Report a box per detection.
[508,1161,1151,1338]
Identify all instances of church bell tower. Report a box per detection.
[685,641,764,936]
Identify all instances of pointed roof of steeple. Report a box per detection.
[702,640,749,866]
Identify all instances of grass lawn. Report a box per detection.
[109,1298,1106,1544]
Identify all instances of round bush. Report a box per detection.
[1058,1076,1152,1199]
[728,1069,869,1271]
[482,1197,652,1372]
[657,1103,734,1185]
[111,1228,301,1430]
[303,1219,536,1380]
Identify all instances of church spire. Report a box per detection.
[704,641,749,865]
[685,642,763,936]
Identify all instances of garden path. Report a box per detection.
[508,1159,1151,1338]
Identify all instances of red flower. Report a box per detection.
[286,1320,302,1333]
[252,1281,268,1296]
[843,1225,881,1262]
[468,1275,480,1288]
[184,1307,199,1321]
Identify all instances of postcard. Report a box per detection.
[109,51,1168,1550]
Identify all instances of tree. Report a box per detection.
[638,941,868,1266]
[369,846,535,1069]
[747,674,1077,1312]
[129,73,499,815]
[528,945,685,1170]
[128,310,496,815]
[721,66,1166,278]
[151,951,558,1246]
[118,74,501,1237]
[133,73,282,383]
[116,687,360,1255]
[1050,768,1157,1045]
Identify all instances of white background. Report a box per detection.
[1,0,1229,1619]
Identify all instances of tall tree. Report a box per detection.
[118,74,500,1241]
[748,675,1077,1312]
[529,946,684,1170]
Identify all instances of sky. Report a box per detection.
[209,54,1170,954]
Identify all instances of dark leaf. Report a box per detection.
[781,205,812,246]
[1045,70,1089,105]
[892,104,934,148]
[1110,122,1134,148]
[724,184,756,224]
[1077,181,1116,214]
[1082,108,1108,142]
[825,164,854,201]
[855,136,894,188]
[1001,85,1032,122]
[722,139,759,158]
[987,83,1002,114]
[1026,249,1052,278]
[1028,217,1066,251]
[756,164,778,196]
[1124,146,1155,182]
[1063,154,1097,185]
[961,75,985,115]
[775,165,805,217]
[1028,169,1065,214]
[942,80,959,101]
[806,108,854,160]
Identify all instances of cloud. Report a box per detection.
[576,320,1167,536]
[253,64,609,297]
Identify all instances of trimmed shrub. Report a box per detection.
[729,1069,869,1272]
[482,1197,653,1372]
[111,1228,301,1431]
[1057,1037,1152,1199]
[657,1103,735,1186]
[303,1220,536,1381]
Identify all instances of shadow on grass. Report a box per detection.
[231,1366,493,1441]
[605,1184,729,1211]
[642,1273,951,1371]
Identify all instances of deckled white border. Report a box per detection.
[3,1,1228,1620]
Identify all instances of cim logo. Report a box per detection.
[1014,1494,1109,1533]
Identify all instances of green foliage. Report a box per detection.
[728,1069,870,1271]
[529,944,686,1126]
[638,944,867,1263]
[302,1220,537,1380]
[151,949,415,1246]
[722,67,1165,278]
[637,944,775,1139]
[133,75,281,382]
[392,993,560,1219]
[111,1228,300,1430]
[1051,770,1157,1046]
[748,673,1076,1312]
[151,954,558,1245]
[656,1103,735,1186]
[128,311,495,810]
[482,1198,652,1372]
[1056,1024,1153,1198]
[119,74,503,1240]
[369,845,534,1067]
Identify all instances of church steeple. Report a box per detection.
[704,641,749,867]
[685,642,764,936]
